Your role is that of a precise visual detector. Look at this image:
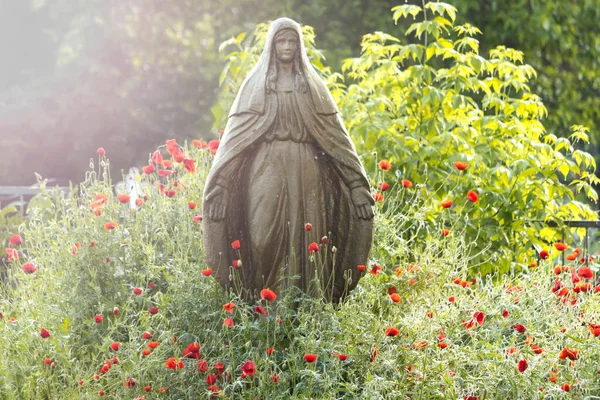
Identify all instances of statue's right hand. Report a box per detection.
[205,184,229,221]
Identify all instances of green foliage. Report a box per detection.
[452,0,600,142]
[1,143,600,398]
[213,3,599,275]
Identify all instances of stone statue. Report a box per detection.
[202,17,374,302]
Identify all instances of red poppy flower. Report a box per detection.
[304,223,312,231]
[370,264,382,275]
[208,140,220,155]
[254,305,267,316]
[135,198,144,207]
[467,190,479,202]
[260,288,277,301]
[308,242,319,252]
[182,342,200,358]
[197,359,209,373]
[304,353,317,363]
[104,222,118,231]
[589,324,600,337]
[232,259,242,269]
[266,347,275,355]
[385,327,399,337]
[231,240,241,250]
[192,139,207,149]
[206,373,217,385]
[142,349,151,356]
[172,149,185,163]
[561,383,571,392]
[453,161,468,170]
[441,229,450,236]
[553,242,567,251]
[142,164,155,174]
[165,357,184,370]
[9,234,23,246]
[148,341,159,349]
[473,311,485,325]
[213,362,225,375]
[132,287,143,296]
[149,307,159,315]
[241,360,256,377]
[378,182,389,191]
[94,314,103,323]
[401,179,412,188]
[224,317,234,327]
[187,201,197,209]
[389,293,401,303]
[369,344,378,363]
[372,192,384,202]
[164,189,176,197]
[5,248,18,262]
[110,342,120,351]
[412,341,427,349]
[539,250,549,260]
[566,253,577,261]
[518,359,528,373]
[44,358,52,365]
[201,268,212,276]
[193,215,203,222]
[40,328,51,338]
[22,263,37,274]
[578,266,593,279]
[357,264,366,272]
[165,139,178,155]
[378,160,391,171]
[558,347,578,360]
[142,332,152,340]
[183,159,195,173]
[502,309,509,318]
[158,170,174,177]
[336,353,348,361]
[513,324,526,333]
[441,199,453,208]
[223,302,235,313]
[531,345,544,354]
[117,194,130,203]
[97,148,106,156]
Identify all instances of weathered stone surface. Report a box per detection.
[203,18,373,302]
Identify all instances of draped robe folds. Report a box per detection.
[202,18,374,302]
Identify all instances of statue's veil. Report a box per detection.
[228,18,337,117]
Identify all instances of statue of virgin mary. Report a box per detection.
[202,18,374,302]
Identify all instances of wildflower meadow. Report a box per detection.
[1,3,600,399]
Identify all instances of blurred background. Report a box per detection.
[1,0,599,189]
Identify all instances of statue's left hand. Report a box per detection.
[350,187,375,220]
[204,184,229,221]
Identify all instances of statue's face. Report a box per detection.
[274,29,298,64]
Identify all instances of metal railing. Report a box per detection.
[529,220,600,267]
[0,186,69,216]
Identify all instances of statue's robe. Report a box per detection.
[202,18,373,302]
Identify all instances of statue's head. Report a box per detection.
[273,29,299,65]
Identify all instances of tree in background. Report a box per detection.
[1,0,599,195]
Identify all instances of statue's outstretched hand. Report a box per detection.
[350,186,375,220]
[205,184,230,221]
